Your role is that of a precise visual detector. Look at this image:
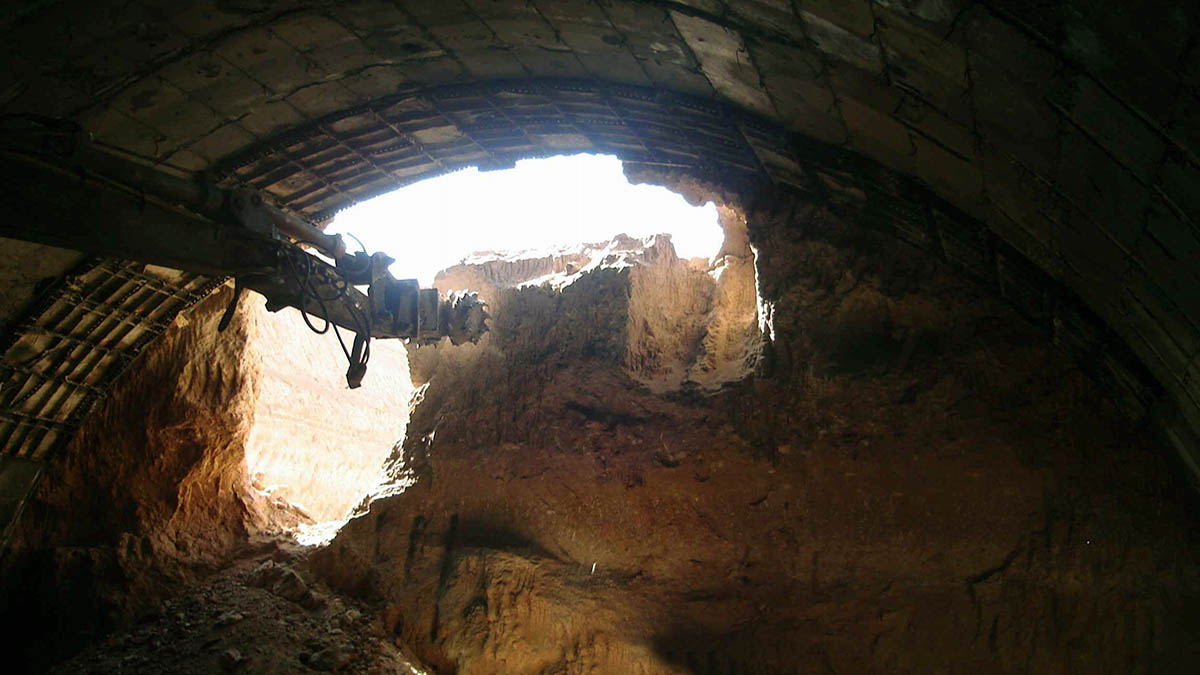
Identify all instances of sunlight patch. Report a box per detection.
[328,154,724,286]
[264,155,729,547]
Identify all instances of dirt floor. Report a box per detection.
[49,539,422,675]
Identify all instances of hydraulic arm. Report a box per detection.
[0,115,486,387]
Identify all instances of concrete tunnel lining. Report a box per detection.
[0,1,1196,490]
[2,80,1196,502]
[0,0,1197,616]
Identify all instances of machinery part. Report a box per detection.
[0,115,488,388]
[266,204,347,259]
[217,280,246,333]
[227,188,346,259]
[346,333,369,388]
[442,291,490,346]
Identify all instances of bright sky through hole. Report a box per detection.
[328,154,723,286]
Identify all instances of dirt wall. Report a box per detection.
[314,187,1200,673]
[1,287,266,671]
[1,282,419,671]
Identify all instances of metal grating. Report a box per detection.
[0,259,223,462]
[213,79,771,223]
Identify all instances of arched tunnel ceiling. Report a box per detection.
[210,80,781,222]
[1,1,1199,485]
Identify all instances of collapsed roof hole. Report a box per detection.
[326,154,725,286]
[244,154,752,544]
[242,307,413,545]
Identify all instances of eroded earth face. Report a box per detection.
[314,190,1200,673]
[7,185,1200,674]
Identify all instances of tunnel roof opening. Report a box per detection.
[247,153,729,546]
[325,153,725,286]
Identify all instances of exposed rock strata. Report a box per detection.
[434,232,761,393]
[315,189,1200,673]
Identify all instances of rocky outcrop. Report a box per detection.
[434,233,680,300]
[3,175,1198,673]
[434,232,761,394]
[315,188,1200,673]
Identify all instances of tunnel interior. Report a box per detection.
[1,1,1199,673]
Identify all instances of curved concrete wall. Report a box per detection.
[0,1,1197,485]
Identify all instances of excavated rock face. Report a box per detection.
[435,230,761,394]
[315,187,1200,673]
